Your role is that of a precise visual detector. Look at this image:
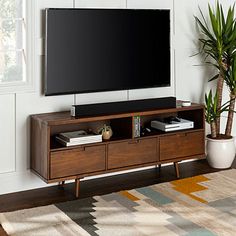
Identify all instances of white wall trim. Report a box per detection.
[14,93,17,172]
[0,0,36,95]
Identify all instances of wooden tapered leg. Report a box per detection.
[75,179,80,198]
[155,164,161,177]
[174,162,180,178]
[156,164,161,176]
[58,180,65,187]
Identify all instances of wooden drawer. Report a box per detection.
[50,145,106,179]
[160,131,204,161]
[108,138,157,169]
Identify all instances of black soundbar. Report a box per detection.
[71,97,176,118]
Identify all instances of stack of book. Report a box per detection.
[56,130,102,147]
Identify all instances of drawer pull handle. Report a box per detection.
[78,147,86,151]
[129,140,140,144]
[177,133,188,137]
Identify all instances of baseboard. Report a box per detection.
[0,170,50,195]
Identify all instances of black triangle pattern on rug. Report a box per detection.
[55,197,98,236]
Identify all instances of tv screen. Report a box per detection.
[45,8,170,96]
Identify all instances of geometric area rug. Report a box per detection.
[1,170,236,236]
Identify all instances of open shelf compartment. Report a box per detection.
[50,117,133,151]
[138,108,204,137]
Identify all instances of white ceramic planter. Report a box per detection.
[206,136,236,169]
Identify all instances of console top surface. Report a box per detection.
[31,101,203,126]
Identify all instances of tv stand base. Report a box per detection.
[31,102,205,198]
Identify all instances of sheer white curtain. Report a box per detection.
[0,0,25,83]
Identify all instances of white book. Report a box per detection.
[56,136,102,147]
[58,130,101,142]
[65,136,102,143]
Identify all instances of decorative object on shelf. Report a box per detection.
[56,130,102,146]
[141,127,152,136]
[181,101,191,107]
[195,2,236,168]
[99,124,113,140]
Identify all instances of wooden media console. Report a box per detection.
[31,102,205,197]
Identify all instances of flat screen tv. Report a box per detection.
[45,8,170,96]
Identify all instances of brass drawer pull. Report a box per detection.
[128,140,140,144]
[177,133,188,137]
[78,146,86,151]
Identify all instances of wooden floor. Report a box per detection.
[0,159,235,236]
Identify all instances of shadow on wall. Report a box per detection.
[192,23,218,104]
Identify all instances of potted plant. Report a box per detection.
[205,90,235,168]
[195,1,236,168]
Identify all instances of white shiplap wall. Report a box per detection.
[0,94,15,174]
[0,0,235,195]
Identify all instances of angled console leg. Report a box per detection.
[75,179,80,198]
[174,162,180,179]
[58,180,65,188]
[155,164,161,177]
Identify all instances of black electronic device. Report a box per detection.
[141,127,152,137]
[71,97,176,118]
[45,8,170,96]
[163,116,181,124]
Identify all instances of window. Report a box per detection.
[0,0,27,88]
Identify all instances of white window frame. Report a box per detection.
[0,0,35,94]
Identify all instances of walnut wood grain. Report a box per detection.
[174,162,180,178]
[50,145,106,179]
[160,131,205,161]
[30,102,206,198]
[75,179,80,198]
[31,154,205,184]
[108,138,158,169]
[31,117,49,179]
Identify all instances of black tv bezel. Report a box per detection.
[44,8,171,96]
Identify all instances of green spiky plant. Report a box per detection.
[195,1,236,138]
[205,90,231,138]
